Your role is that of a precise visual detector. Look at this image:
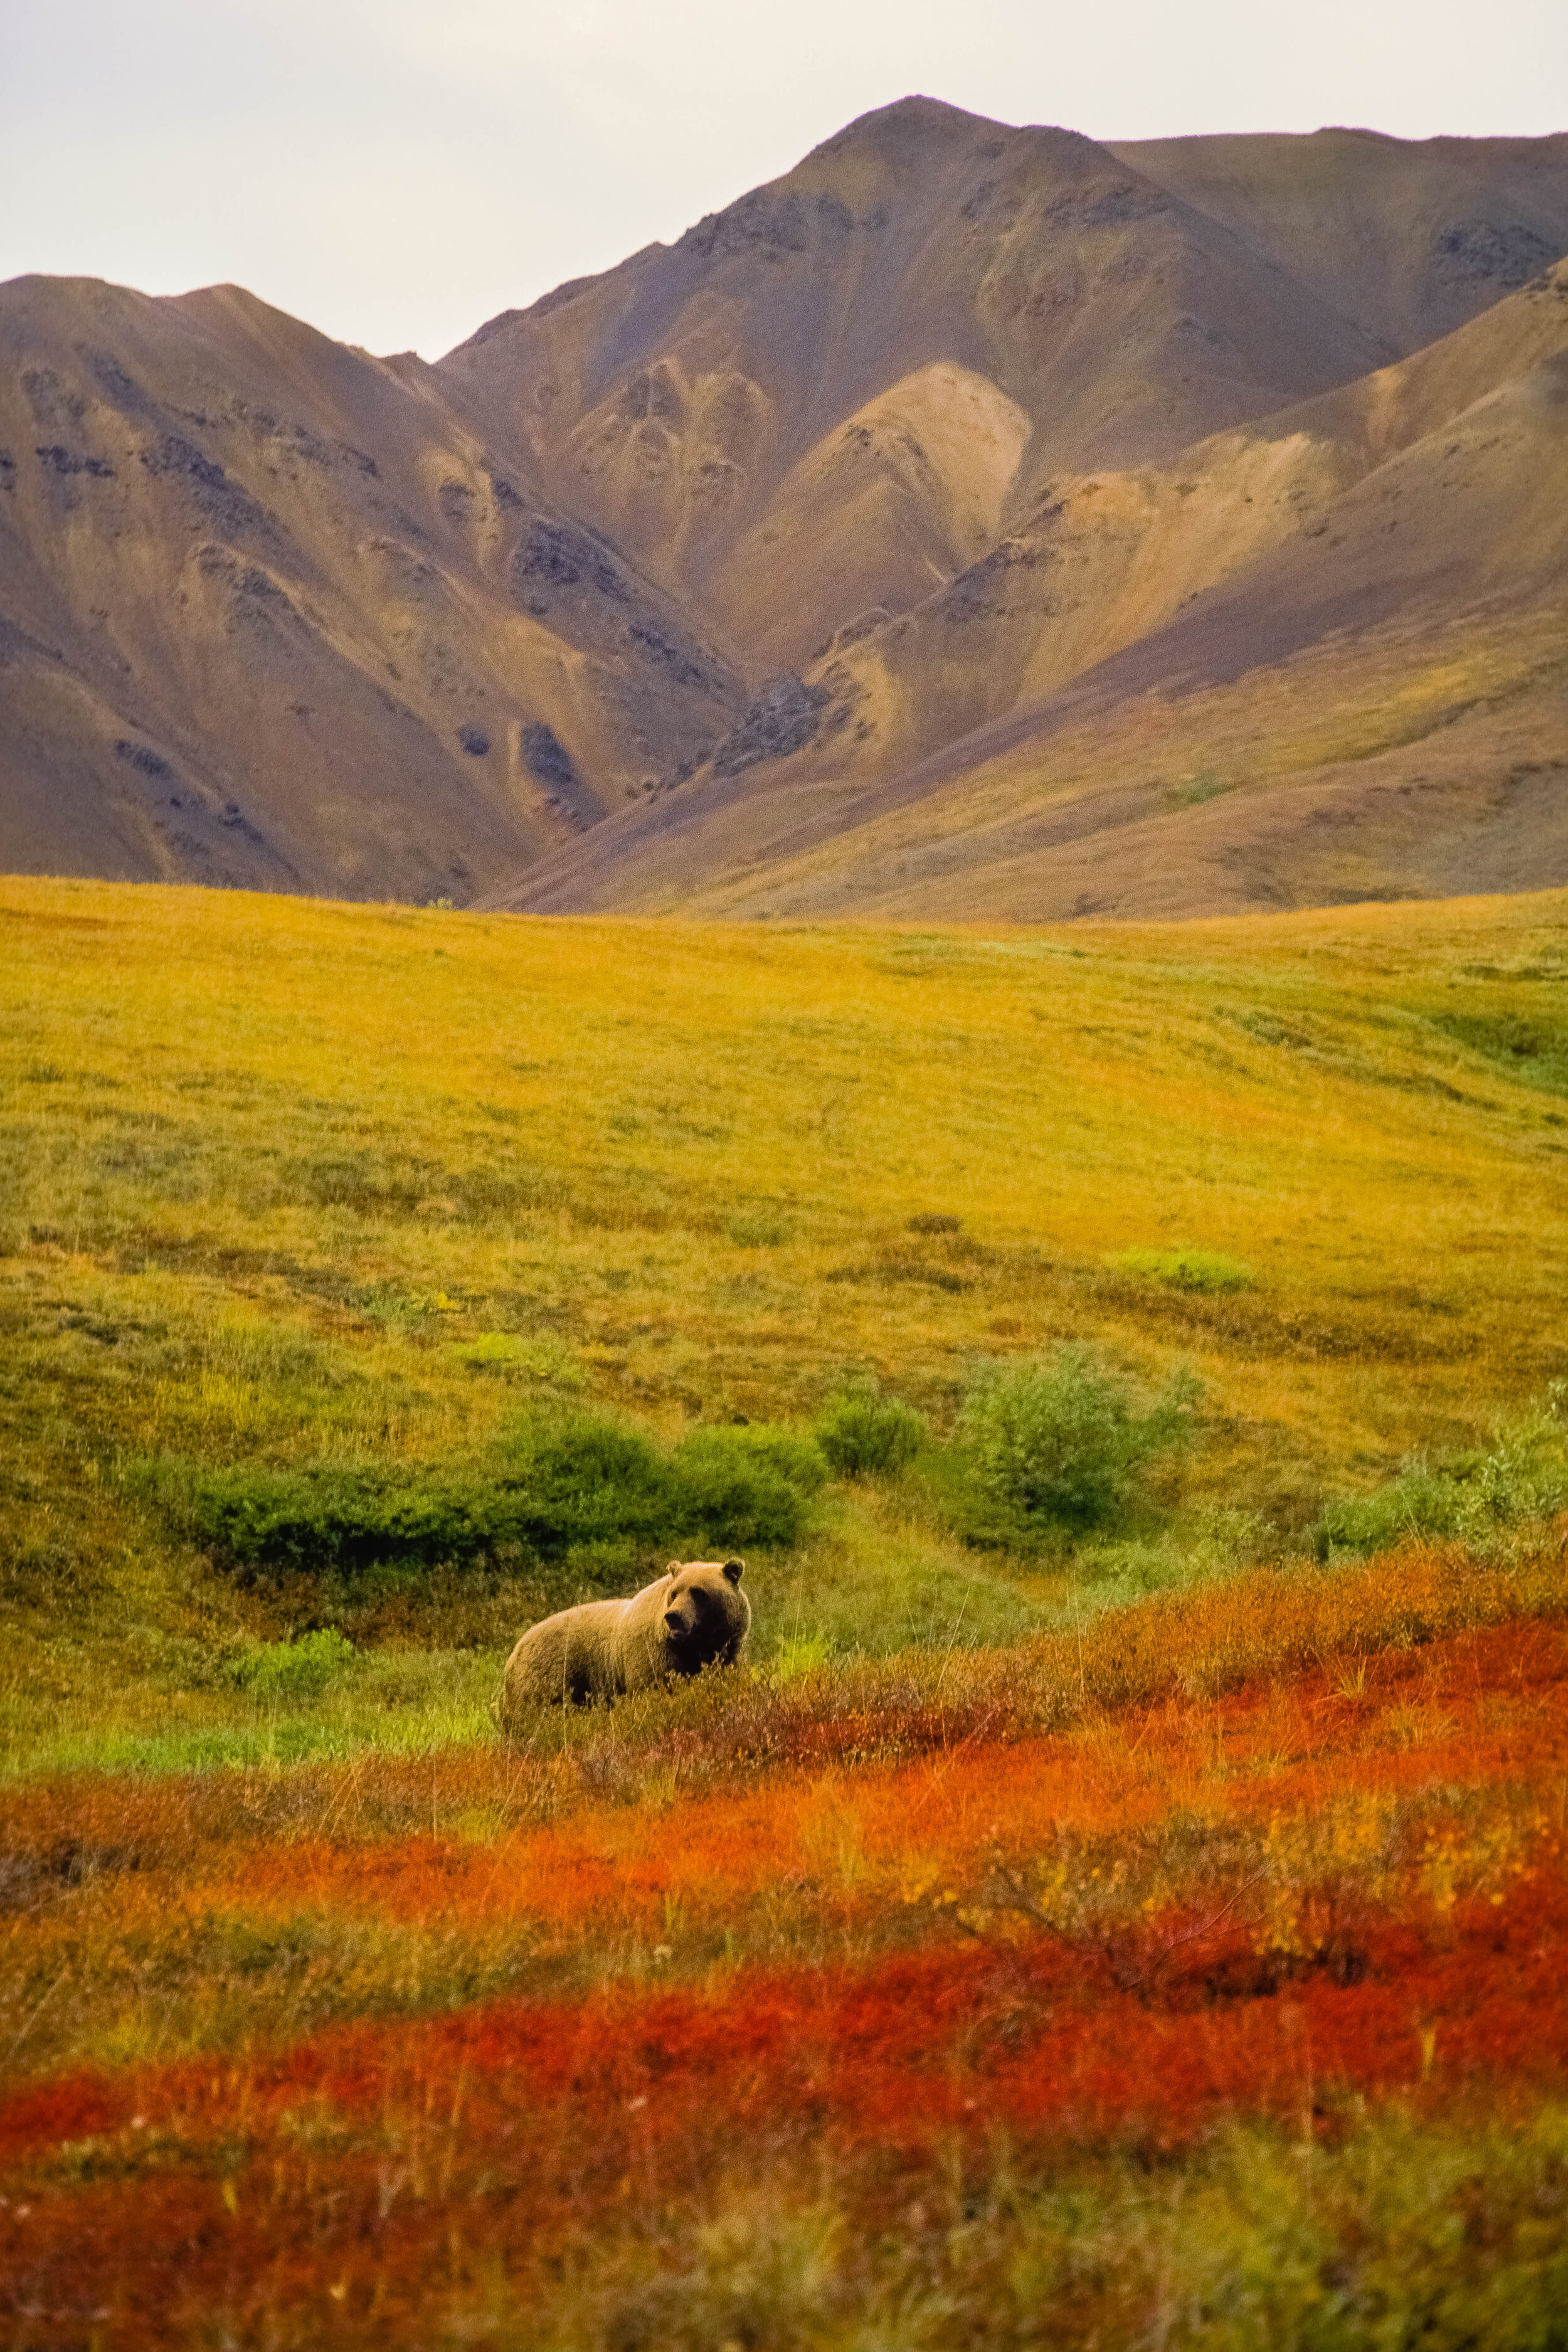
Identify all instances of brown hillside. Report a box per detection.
[807,250,1568,783]
[489,263,1568,918]
[442,105,1568,670]
[444,99,1514,672]
[3,102,1565,913]
[1108,127,1568,358]
[0,278,740,899]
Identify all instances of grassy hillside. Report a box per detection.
[2,875,1565,1770]
[4,876,1567,2344]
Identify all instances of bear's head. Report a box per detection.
[661,1559,750,1673]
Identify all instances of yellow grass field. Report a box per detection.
[3,877,1567,2345]
[2,873,1565,1769]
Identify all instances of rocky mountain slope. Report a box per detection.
[0,280,739,898]
[500,253,1567,921]
[445,105,1568,671]
[3,100,1565,913]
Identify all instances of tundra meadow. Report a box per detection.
[2,875,1567,2348]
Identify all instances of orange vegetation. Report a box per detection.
[6,1613,1562,1951]
[3,1549,1566,2345]
[1,1873,1564,2345]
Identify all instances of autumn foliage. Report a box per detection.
[1,1536,1565,2346]
[4,878,1568,2341]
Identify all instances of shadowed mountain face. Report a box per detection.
[1107,127,1568,356]
[3,99,1566,914]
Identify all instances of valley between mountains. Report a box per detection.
[3,98,1565,917]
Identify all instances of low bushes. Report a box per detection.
[496,1417,825,1563]
[958,1346,1199,1534]
[814,1388,926,1478]
[497,1416,679,1562]
[144,1413,828,1584]
[152,1461,494,1579]
[808,1350,1200,1548]
[668,1426,828,1537]
[1313,1389,1568,1557]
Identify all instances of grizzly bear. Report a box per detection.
[499,1559,751,1722]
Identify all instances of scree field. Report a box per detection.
[2,874,1567,2347]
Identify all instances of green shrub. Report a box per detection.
[666,1426,827,1550]
[1311,1464,1465,1557]
[1109,1246,1255,1293]
[143,1413,828,1582]
[225,1628,355,1700]
[167,1463,492,1577]
[496,1416,822,1557]
[699,1425,829,1496]
[497,1415,675,1559]
[1313,1389,1568,1558]
[814,1389,926,1478]
[959,1347,1199,1532]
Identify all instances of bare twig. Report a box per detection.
[4,1967,69,2068]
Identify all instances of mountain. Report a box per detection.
[3,100,1566,914]
[0,278,739,899]
[499,252,1567,921]
[443,104,1568,675]
[1105,127,1568,357]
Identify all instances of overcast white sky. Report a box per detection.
[3,0,1563,360]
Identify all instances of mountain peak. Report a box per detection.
[807,94,1001,159]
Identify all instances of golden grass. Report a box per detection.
[1,874,1565,1756]
[2,874,1564,2348]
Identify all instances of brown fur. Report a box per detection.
[499,1559,750,1723]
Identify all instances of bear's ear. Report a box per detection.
[722,1558,744,1584]
[665,1562,682,1577]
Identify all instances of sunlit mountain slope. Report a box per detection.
[445,101,1568,670]
[487,260,1568,917]
[0,278,740,898]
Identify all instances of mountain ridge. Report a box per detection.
[3,99,1565,915]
